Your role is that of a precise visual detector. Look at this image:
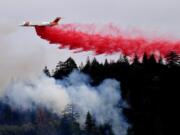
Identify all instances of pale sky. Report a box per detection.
[1,0,180,31]
[1,0,180,70]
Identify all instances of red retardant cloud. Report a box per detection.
[35,24,180,58]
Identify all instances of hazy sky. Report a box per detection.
[1,0,180,31]
[0,0,180,72]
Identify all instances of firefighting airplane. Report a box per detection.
[20,17,61,27]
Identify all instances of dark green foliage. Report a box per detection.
[53,57,77,79]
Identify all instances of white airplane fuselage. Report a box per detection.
[20,17,61,27]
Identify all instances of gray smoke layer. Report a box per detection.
[3,70,129,135]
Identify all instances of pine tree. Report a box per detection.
[104,59,109,66]
[148,54,157,64]
[83,57,91,72]
[85,112,96,134]
[61,104,81,135]
[92,58,99,67]
[53,57,78,79]
[66,57,78,69]
[43,66,51,77]
[62,104,80,122]
[142,53,148,64]
[133,54,139,65]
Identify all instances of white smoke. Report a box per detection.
[0,19,63,96]
[3,76,70,113]
[3,70,129,135]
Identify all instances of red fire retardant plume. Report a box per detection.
[35,24,180,58]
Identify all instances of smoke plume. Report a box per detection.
[0,20,63,96]
[3,70,129,135]
[35,24,180,58]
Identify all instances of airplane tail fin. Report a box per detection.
[52,17,61,24]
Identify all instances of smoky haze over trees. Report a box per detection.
[0,51,179,135]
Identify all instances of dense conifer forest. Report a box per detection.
[0,51,179,135]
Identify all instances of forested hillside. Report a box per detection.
[0,52,179,135]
